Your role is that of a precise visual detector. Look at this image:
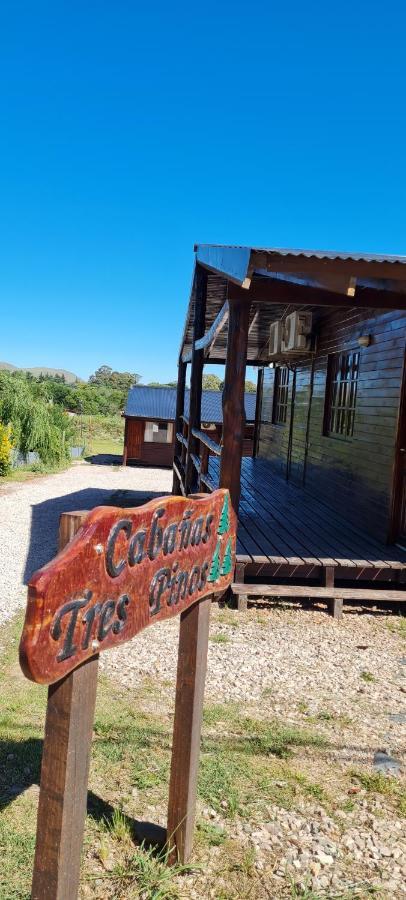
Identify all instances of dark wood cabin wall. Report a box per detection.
[258,308,406,542]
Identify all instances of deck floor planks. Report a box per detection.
[208,457,406,574]
[244,458,403,569]
[237,463,355,567]
[244,460,380,569]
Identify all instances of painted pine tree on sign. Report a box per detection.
[208,539,221,582]
[218,493,230,535]
[220,537,233,576]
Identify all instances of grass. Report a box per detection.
[209,632,230,644]
[360,671,375,683]
[350,770,406,815]
[0,459,71,486]
[74,414,124,458]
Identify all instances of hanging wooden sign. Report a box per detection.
[20,490,235,685]
[20,490,236,899]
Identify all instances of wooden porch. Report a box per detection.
[207,456,406,582]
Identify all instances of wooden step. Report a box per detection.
[231,582,406,619]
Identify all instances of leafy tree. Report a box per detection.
[202,373,222,391]
[0,372,74,464]
[89,365,141,390]
[219,378,257,393]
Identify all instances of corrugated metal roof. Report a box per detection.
[124,385,256,423]
[196,243,406,265]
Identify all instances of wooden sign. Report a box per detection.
[20,490,236,899]
[20,490,236,685]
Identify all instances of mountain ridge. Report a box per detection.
[0,361,82,383]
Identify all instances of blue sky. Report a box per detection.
[1,1,405,383]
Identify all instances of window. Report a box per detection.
[272,366,290,425]
[144,421,173,444]
[325,351,360,438]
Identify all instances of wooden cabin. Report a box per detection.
[123,385,256,467]
[173,244,406,617]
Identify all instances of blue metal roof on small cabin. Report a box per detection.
[124,385,256,423]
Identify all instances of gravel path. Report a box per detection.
[0,462,172,624]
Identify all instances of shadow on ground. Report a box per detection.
[0,737,166,848]
[24,486,169,585]
[85,453,123,466]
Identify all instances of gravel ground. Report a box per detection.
[0,461,172,624]
[102,604,406,898]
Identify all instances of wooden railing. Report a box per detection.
[190,428,221,493]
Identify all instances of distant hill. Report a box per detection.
[0,361,82,383]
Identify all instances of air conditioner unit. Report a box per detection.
[281,311,313,352]
[269,320,283,356]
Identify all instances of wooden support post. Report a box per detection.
[185,266,207,494]
[330,597,344,621]
[32,511,98,900]
[167,595,211,863]
[253,368,264,458]
[172,359,187,495]
[323,566,343,620]
[122,418,129,466]
[219,297,251,514]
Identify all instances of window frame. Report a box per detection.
[272,366,290,426]
[324,350,360,440]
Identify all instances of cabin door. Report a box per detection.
[287,363,313,486]
[127,420,144,459]
[392,354,406,546]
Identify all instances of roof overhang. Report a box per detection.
[180,244,406,364]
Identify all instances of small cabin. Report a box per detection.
[172,244,406,617]
[123,385,256,467]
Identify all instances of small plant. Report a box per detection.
[106,808,132,842]
[197,820,227,846]
[361,671,375,683]
[210,632,230,644]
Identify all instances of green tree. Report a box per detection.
[218,493,230,535]
[219,378,257,393]
[202,373,222,391]
[208,540,221,583]
[220,537,233,577]
[89,365,141,390]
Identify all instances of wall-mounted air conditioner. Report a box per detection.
[281,311,313,352]
[269,320,283,355]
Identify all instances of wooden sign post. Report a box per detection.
[19,490,236,900]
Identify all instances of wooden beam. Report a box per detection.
[185,266,207,493]
[195,301,229,356]
[219,298,251,513]
[228,274,406,311]
[251,249,406,282]
[32,511,98,900]
[172,360,187,495]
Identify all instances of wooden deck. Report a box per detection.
[208,457,406,582]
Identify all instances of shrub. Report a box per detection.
[0,423,13,475]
